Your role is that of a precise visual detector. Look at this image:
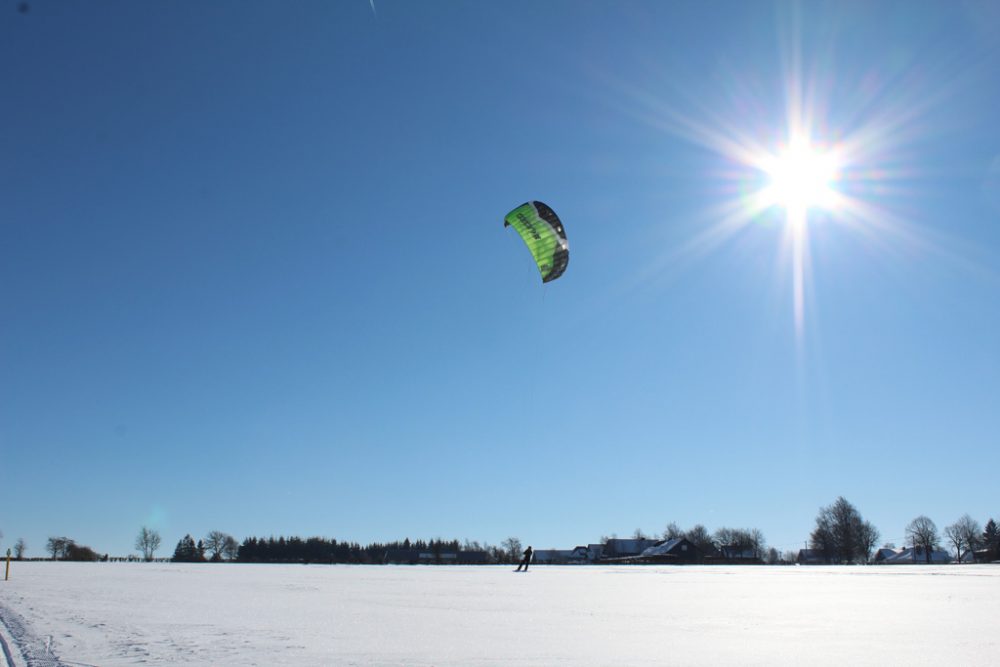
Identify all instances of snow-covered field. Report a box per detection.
[1,562,998,666]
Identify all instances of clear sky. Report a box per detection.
[2,0,999,559]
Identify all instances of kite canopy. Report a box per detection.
[503,201,569,283]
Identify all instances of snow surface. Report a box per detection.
[1,562,999,666]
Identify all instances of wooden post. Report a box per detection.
[4,548,9,581]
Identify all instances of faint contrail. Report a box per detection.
[369,0,376,18]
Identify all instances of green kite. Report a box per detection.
[504,201,569,283]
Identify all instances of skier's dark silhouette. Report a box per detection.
[515,546,533,572]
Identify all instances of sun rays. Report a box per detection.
[607,8,982,344]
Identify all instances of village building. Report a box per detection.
[602,538,659,559]
[532,547,591,564]
[639,537,703,563]
[382,549,490,565]
[796,549,828,565]
[872,547,952,564]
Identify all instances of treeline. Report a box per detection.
[623,524,770,561]
[27,500,998,565]
[235,536,469,564]
[649,498,999,565]
[804,497,1000,564]
[162,532,511,564]
[44,537,105,562]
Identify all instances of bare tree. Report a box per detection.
[489,544,507,563]
[747,528,766,559]
[501,537,522,564]
[204,531,235,562]
[959,515,982,558]
[713,527,765,559]
[135,526,162,562]
[662,522,683,540]
[14,538,26,560]
[713,527,736,554]
[685,525,715,555]
[943,523,964,562]
[632,528,647,540]
[810,509,837,563]
[46,537,72,560]
[905,516,939,563]
[944,515,981,563]
[810,497,879,564]
[858,520,880,562]
[222,535,240,561]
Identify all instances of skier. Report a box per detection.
[515,546,533,572]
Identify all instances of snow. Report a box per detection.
[1,562,999,666]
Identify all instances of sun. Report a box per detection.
[748,136,843,335]
[758,139,841,218]
[611,7,953,345]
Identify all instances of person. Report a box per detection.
[515,546,533,572]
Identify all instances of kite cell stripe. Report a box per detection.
[503,201,569,283]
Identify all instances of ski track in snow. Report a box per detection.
[0,598,72,667]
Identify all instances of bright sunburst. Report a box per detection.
[751,136,844,333]
[757,139,841,218]
[613,9,956,346]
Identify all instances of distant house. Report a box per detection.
[533,546,591,565]
[797,549,828,565]
[639,538,702,563]
[419,552,457,563]
[533,549,575,564]
[973,548,998,564]
[586,544,605,562]
[457,551,490,565]
[874,547,952,564]
[871,548,897,564]
[603,538,659,559]
[383,549,421,564]
[717,546,761,563]
[382,550,490,565]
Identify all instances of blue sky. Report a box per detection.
[2,0,999,558]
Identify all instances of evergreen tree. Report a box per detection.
[982,519,999,561]
[237,537,257,562]
[172,534,204,562]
